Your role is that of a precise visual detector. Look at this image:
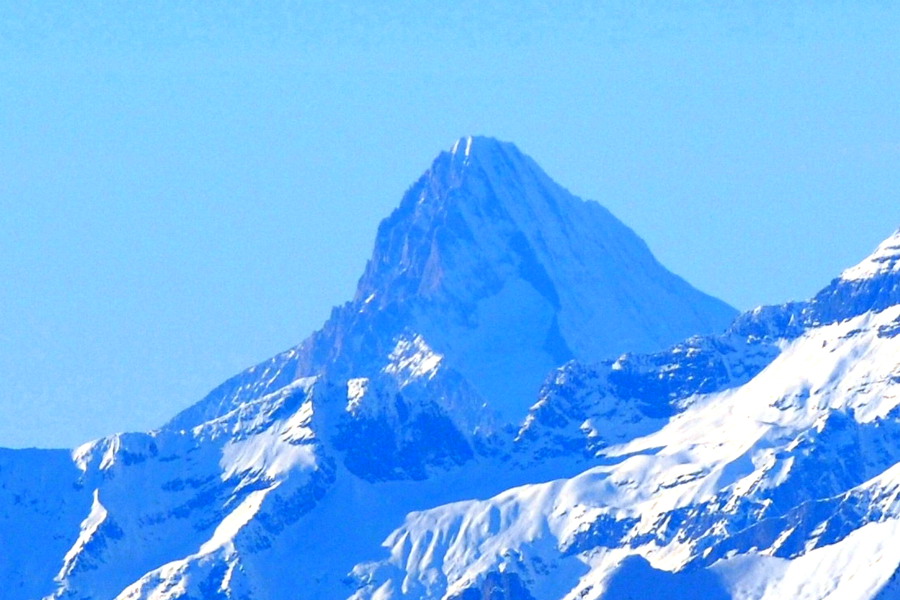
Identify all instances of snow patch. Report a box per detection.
[56,489,109,581]
[347,377,370,415]
[384,334,443,386]
[220,423,316,482]
[841,229,900,281]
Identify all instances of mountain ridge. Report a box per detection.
[347,226,900,600]
[168,135,736,433]
[6,139,897,600]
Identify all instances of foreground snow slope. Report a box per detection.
[350,229,900,600]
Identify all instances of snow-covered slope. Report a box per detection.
[349,229,900,600]
[7,138,898,600]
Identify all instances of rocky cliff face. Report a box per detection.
[157,135,737,489]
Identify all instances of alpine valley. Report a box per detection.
[4,137,900,600]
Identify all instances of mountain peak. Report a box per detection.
[448,135,512,160]
[841,228,900,282]
[442,136,536,184]
[449,135,476,159]
[350,138,737,422]
[170,138,737,431]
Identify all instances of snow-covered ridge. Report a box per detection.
[841,228,900,281]
[352,303,900,600]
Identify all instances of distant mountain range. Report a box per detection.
[3,137,898,600]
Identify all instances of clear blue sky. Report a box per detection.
[3,2,900,448]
